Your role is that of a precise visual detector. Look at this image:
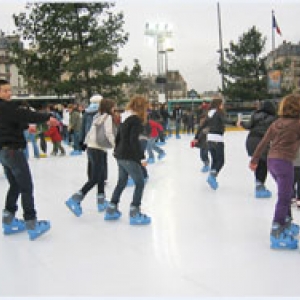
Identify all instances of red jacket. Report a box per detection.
[44,126,62,142]
[149,119,163,138]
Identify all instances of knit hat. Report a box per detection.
[90,94,103,103]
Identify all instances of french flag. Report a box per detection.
[272,14,282,36]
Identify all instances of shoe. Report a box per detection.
[270,233,298,249]
[285,223,300,237]
[297,199,300,208]
[3,218,26,235]
[129,206,151,225]
[176,135,181,139]
[147,157,155,164]
[158,152,166,160]
[2,209,26,235]
[104,203,121,221]
[156,141,166,146]
[255,186,272,198]
[97,194,109,212]
[70,150,82,156]
[207,174,218,190]
[126,177,135,187]
[270,222,298,249]
[284,217,300,236]
[65,193,83,217]
[201,165,210,173]
[26,220,51,241]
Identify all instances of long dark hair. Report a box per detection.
[99,98,115,115]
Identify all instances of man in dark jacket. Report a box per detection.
[0,79,56,240]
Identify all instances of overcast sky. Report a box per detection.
[1,0,300,93]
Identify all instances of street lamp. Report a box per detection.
[145,22,173,103]
[159,47,174,101]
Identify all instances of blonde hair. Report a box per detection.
[126,95,148,123]
[278,94,300,118]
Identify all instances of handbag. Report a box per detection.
[94,115,114,149]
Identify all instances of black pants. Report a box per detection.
[208,141,224,175]
[293,166,300,199]
[82,148,106,196]
[0,148,36,221]
[255,159,268,184]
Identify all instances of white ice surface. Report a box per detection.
[0,131,299,297]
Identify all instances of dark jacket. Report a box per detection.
[114,114,144,163]
[241,101,277,158]
[204,109,235,135]
[0,99,50,149]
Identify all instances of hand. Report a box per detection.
[249,162,257,171]
[141,160,148,167]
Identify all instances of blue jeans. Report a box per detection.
[81,148,106,196]
[175,120,181,136]
[73,131,80,151]
[0,148,36,220]
[111,159,144,207]
[146,138,164,159]
[24,131,40,159]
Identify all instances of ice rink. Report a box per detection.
[0,130,299,297]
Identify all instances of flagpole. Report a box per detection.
[272,10,275,54]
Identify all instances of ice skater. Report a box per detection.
[250,94,300,250]
[237,100,277,198]
[104,95,151,225]
[0,79,56,240]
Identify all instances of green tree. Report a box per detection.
[11,2,133,100]
[218,26,269,101]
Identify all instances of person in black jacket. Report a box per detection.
[104,95,151,225]
[0,79,56,240]
[201,98,236,190]
[238,100,277,198]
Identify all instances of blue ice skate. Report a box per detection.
[97,194,109,212]
[158,152,166,160]
[147,157,155,164]
[130,213,151,225]
[70,150,82,156]
[98,201,109,212]
[201,165,210,173]
[66,198,82,217]
[26,220,51,241]
[270,233,298,250]
[104,204,121,221]
[285,223,300,237]
[176,135,181,139]
[207,174,218,190]
[127,177,135,187]
[3,218,26,235]
[255,187,272,198]
[156,141,166,146]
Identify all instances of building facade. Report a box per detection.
[266,41,300,93]
[0,32,27,95]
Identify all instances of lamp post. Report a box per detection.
[159,47,174,101]
[145,22,173,103]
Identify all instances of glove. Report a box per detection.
[190,140,197,148]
